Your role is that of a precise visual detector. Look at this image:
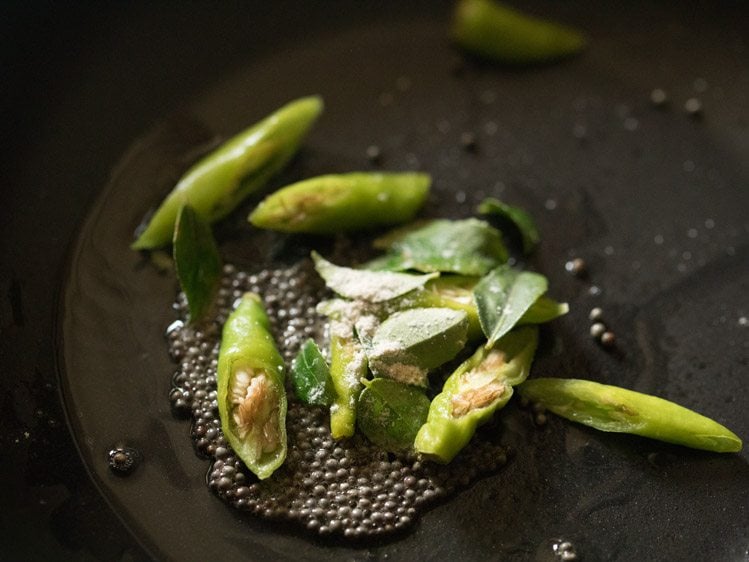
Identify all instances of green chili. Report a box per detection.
[249,172,431,234]
[329,334,368,440]
[451,0,587,65]
[414,326,538,463]
[409,277,484,340]
[518,378,743,453]
[217,293,287,479]
[132,96,323,249]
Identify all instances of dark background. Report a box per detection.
[2,2,747,560]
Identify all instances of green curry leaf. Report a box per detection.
[173,204,222,322]
[366,218,508,275]
[366,308,469,387]
[477,197,540,254]
[357,378,431,452]
[474,265,548,346]
[291,339,336,407]
[312,251,438,303]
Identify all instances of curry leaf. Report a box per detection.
[357,378,431,452]
[291,339,336,407]
[312,251,438,303]
[477,197,540,254]
[173,204,222,322]
[366,218,508,275]
[367,308,469,387]
[474,265,548,346]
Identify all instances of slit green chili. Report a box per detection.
[217,293,287,479]
[133,96,323,249]
[414,326,538,463]
[518,378,743,453]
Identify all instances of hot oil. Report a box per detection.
[168,259,510,538]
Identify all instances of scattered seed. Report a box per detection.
[650,88,668,107]
[588,307,603,322]
[108,446,141,475]
[600,331,616,347]
[460,132,478,152]
[590,322,606,339]
[365,145,383,165]
[684,98,703,117]
[565,258,587,277]
[692,78,708,93]
[572,123,587,140]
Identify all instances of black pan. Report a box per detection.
[2,2,748,560]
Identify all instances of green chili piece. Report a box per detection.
[249,172,431,234]
[329,334,368,440]
[519,295,569,325]
[173,204,222,322]
[451,0,587,65]
[518,378,743,453]
[217,293,287,479]
[414,326,538,463]
[132,96,324,249]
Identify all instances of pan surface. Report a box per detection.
[3,2,748,560]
